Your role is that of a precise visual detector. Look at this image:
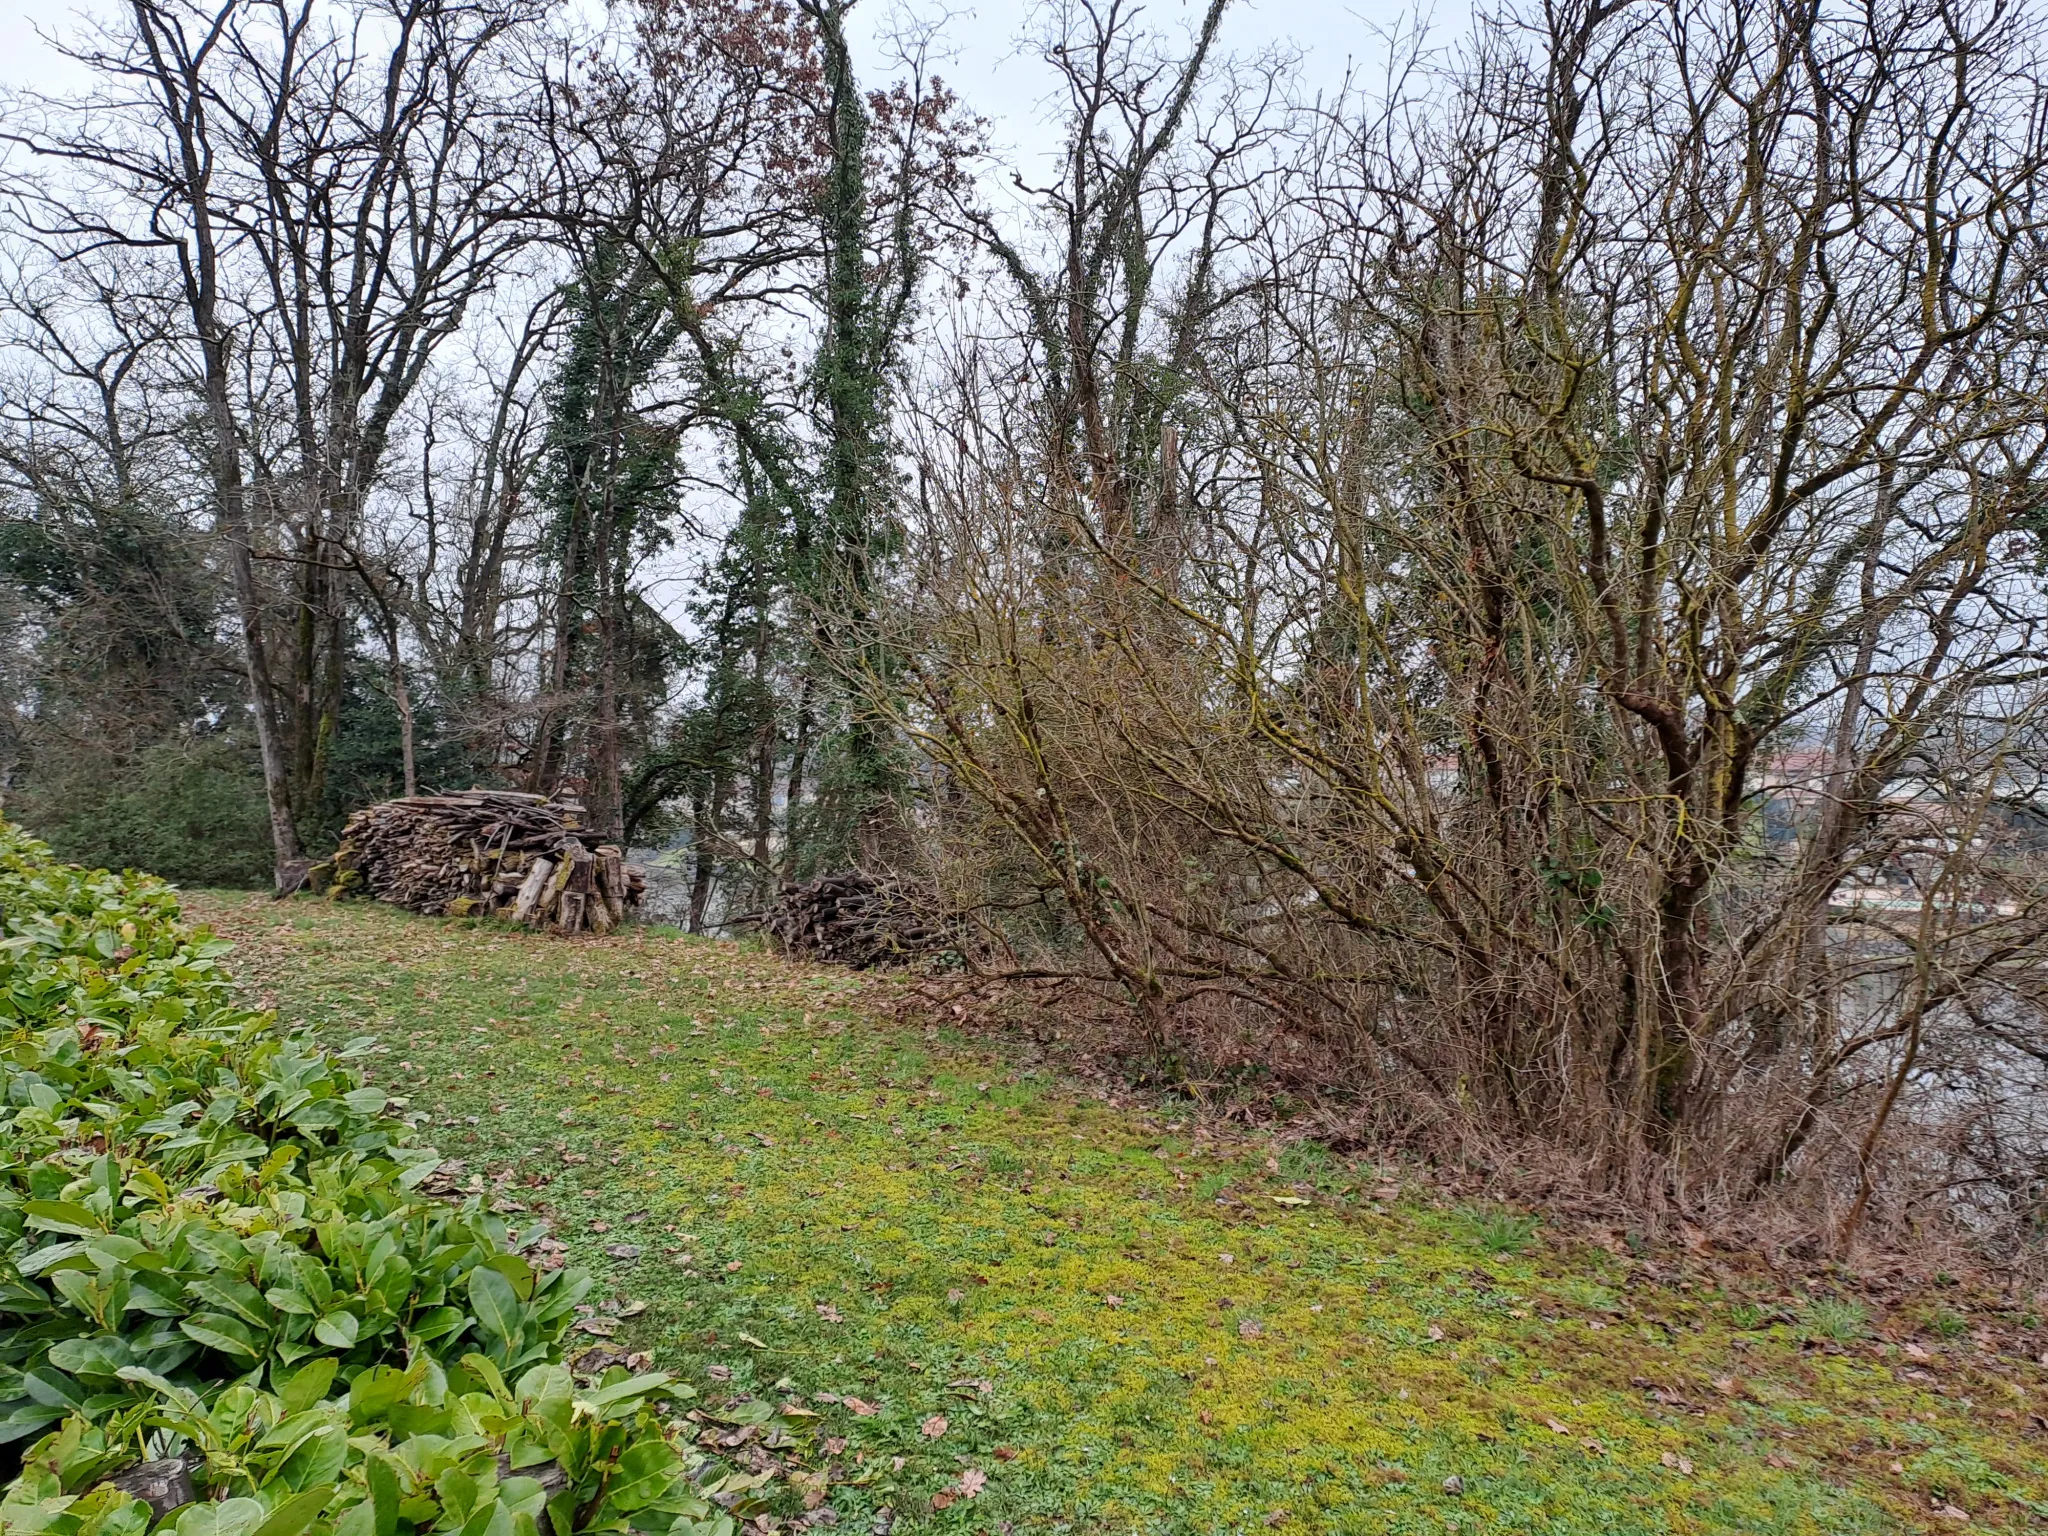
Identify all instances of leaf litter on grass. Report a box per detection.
[196,891,2048,1535]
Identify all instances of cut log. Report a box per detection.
[99,1456,199,1519]
[511,856,556,925]
[597,847,627,922]
[763,871,947,969]
[324,791,645,935]
[557,889,587,934]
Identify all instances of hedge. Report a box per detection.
[0,824,785,1535]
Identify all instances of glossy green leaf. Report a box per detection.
[249,1487,331,1536]
[180,1313,262,1362]
[600,1436,682,1512]
[346,1366,412,1426]
[277,1357,338,1415]
[465,1266,520,1345]
[22,1201,103,1237]
[313,1311,360,1350]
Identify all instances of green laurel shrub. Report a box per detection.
[0,824,780,1534]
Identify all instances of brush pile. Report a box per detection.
[314,790,645,934]
[763,870,947,968]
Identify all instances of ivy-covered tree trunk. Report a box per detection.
[533,239,684,839]
[795,0,916,868]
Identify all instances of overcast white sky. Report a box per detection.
[0,0,1463,178]
[0,0,1467,622]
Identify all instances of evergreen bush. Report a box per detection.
[0,824,779,1534]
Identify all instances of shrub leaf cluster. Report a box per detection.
[0,825,778,1534]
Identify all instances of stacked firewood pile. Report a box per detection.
[762,870,947,968]
[313,790,645,934]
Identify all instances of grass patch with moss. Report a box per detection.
[193,892,2048,1535]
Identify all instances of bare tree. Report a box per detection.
[4,0,542,884]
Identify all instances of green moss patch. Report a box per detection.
[199,894,2048,1534]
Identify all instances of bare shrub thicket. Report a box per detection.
[890,0,2048,1239]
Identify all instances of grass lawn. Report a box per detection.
[187,891,2048,1535]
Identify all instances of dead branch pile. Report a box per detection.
[314,790,645,934]
[763,871,946,968]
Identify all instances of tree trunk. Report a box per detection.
[749,604,777,908]
[390,649,417,797]
[688,787,716,934]
[782,673,815,873]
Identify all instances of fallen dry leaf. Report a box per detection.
[1545,1418,1571,1435]
[956,1467,987,1498]
[921,1414,949,1438]
[817,1303,844,1323]
[844,1397,879,1416]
